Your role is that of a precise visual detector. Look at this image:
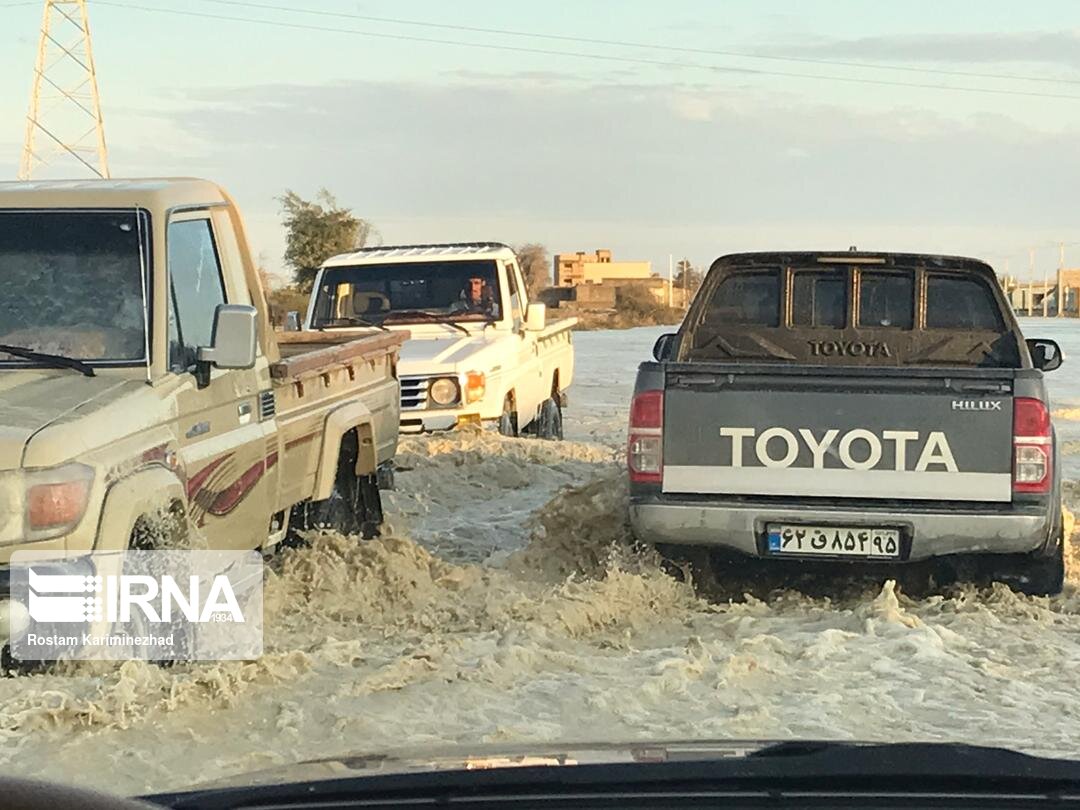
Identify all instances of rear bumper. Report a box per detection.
[628,498,1053,561]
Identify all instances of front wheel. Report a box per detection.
[498,394,518,437]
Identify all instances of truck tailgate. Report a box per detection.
[661,365,1015,503]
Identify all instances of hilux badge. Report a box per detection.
[951,400,1003,411]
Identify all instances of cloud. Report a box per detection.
[442,69,588,84]
[668,93,715,121]
[128,76,1080,274]
[773,30,1080,68]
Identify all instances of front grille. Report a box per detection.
[400,376,430,411]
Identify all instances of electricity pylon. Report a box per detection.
[18,0,110,180]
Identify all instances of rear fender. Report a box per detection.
[312,401,378,500]
[95,467,187,553]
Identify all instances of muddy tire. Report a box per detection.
[291,474,383,540]
[129,504,188,550]
[290,433,384,540]
[654,543,716,590]
[535,398,564,441]
[1007,521,1066,597]
[498,394,518,437]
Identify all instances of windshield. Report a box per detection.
[312,260,502,327]
[0,210,148,363]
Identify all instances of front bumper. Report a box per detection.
[0,556,93,650]
[628,499,1053,562]
[399,410,481,434]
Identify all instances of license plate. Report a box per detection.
[766,524,901,559]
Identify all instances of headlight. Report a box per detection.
[428,377,460,407]
[24,463,94,541]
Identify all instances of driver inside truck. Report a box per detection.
[455,275,499,317]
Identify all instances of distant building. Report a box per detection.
[1000,268,1080,316]
[542,249,690,312]
[553,249,652,287]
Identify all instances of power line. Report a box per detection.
[92,1,1080,102]
[197,0,1080,89]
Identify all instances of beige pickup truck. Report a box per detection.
[0,178,404,647]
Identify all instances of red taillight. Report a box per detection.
[1013,397,1052,494]
[628,389,663,483]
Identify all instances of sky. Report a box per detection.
[3,0,1080,282]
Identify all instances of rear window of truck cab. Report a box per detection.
[859,271,914,329]
[700,270,781,327]
[688,261,1016,366]
[699,264,1002,331]
[925,274,1004,331]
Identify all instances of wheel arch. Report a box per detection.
[97,467,187,553]
[312,401,378,501]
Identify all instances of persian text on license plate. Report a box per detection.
[767,525,901,559]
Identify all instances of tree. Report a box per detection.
[278,189,375,292]
[615,284,663,319]
[674,258,704,299]
[514,243,550,294]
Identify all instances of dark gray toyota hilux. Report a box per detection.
[628,251,1067,594]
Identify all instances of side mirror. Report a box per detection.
[653,332,677,362]
[195,304,258,387]
[525,302,546,331]
[1027,338,1064,372]
[285,311,301,332]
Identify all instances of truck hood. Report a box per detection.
[154,739,1073,796]
[0,371,136,470]
[161,740,775,791]
[397,331,501,373]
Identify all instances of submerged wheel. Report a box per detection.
[498,394,518,437]
[535,397,563,441]
[653,543,715,590]
[1008,519,1066,596]
[290,433,384,540]
[292,473,383,540]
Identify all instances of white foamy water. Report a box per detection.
[2,322,1080,797]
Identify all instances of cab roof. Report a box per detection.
[323,242,517,268]
[0,177,229,212]
[710,250,997,281]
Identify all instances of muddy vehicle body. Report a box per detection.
[0,179,404,649]
[628,251,1065,594]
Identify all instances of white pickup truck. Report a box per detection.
[303,242,576,437]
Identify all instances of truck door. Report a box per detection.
[505,261,545,425]
[166,212,271,550]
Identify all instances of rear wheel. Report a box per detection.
[654,543,715,590]
[290,432,384,540]
[1007,520,1065,596]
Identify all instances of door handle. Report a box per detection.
[238,402,253,424]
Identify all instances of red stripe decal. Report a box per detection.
[186,454,232,501]
[207,459,267,517]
